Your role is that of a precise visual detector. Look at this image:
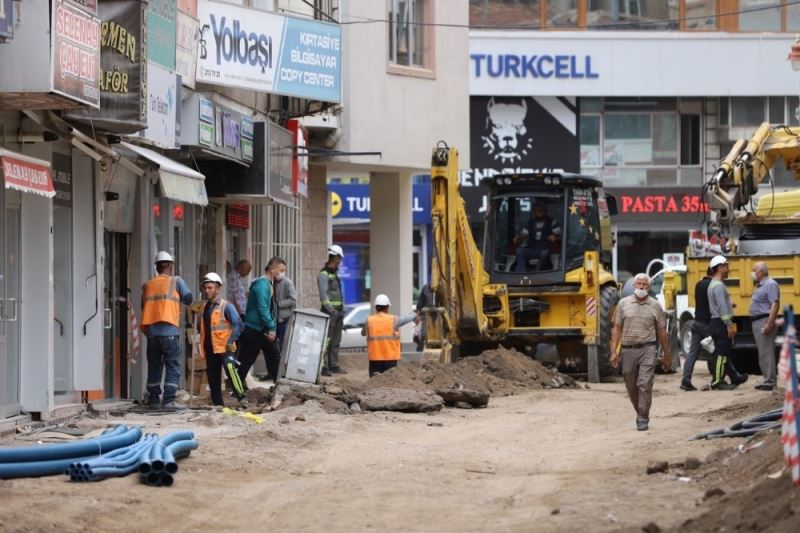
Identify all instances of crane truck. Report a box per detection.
[682,122,800,364]
[422,142,619,382]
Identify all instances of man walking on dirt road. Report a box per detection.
[610,273,671,431]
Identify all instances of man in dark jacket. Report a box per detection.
[681,270,712,391]
[515,203,560,272]
[236,263,281,385]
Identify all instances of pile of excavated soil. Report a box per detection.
[340,346,578,398]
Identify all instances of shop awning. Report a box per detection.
[120,142,208,206]
[0,148,55,198]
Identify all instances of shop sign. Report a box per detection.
[327,183,431,225]
[196,0,341,102]
[137,62,180,149]
[68,0,98,15]
[178,0,197,17]
[52,152,73,208]
[147,0,177,70]
[0,0,14,40]
[64,0,147,132]
[471,54,599,80]
[287,119,308,198]
[176,11,199,88]
[268,122,294,206]
[51,0,102,108]
[184,93,253,162]
[1,153,55,198]
[226,204,249,229]
[605,187,710,223]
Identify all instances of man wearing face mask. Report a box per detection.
[750,261,780,391]
[609,273,671,431]
[269,256,297,351]
[319,245,347,377]
[236,263,280,385]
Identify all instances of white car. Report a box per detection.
[339,302,371,350]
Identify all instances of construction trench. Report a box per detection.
[0,348,798,532]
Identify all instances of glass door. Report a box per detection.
[1,188,22,418]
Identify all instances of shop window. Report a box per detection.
[469,0,541,28]
[680,114,701,166]
[730,97,765,128]
[580,115,601,167]
[684,0,716,30]
[389,0,429,67]
[582,97,602,112]
[739,0,781,31]
[604,113,677,165]
[604,97,677,111]
[547,0,578,27]
[769,97,785,123]
[587,0,676,30]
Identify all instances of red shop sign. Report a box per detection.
[1,150,55,198]
[226,204,249,229]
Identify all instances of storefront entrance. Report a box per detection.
[103,232,130,399]
[0,187,21,418]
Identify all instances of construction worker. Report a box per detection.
[140,251,193,411]
[361,294,417,377]
[319,244,347,376]
[198,273,247,409]
[707,255,749,390]
[237,262,281,385]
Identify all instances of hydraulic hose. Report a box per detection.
[0,425,138,463]
[690,408,783,440]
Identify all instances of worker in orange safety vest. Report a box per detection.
[361,294,418,377]
[141,251,193,411]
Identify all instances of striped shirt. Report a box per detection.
[613,295,666,344]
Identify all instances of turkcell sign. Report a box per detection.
[196,0,341,103]
[471,54,598,79]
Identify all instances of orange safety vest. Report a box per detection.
[141,275,181,327]
[199,298,233,358]
[366,313,401,361]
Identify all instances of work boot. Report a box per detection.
[330,367,348,375]
[680,381,697,392]
[321,367,332,377]
[147,396,162,411]
[161,401,187,411]
[711,382,737,391]
[636,419,649,431]
[755,384,774,391]
[731,373,749,386]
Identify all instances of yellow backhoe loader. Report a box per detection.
[422,142,619,382]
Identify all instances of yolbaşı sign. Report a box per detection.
[196,0,341,103]
[51,0,101,108]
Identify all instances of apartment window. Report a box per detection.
[580,115,601,167]
[789,96,800,126]
[730,97,765,128]
[739,0,781,31]
[587,0,676,30]
[719,97,729,126]
[389,0,427,67]
[769,96,785,123]
[547,0,578,27]
[684,0,716,30]
[680,114,701,165]
[469,0,540,28]
[789,4,800,31]
[604,114,677,165]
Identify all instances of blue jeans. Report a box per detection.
[276,320,288,352]
[146,335,182,404]
[516,243,550,272]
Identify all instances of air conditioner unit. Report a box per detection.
[298,112,339,131]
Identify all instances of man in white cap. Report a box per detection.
[140,251,193,410]
[707,255,748,390]
[318,244,346,376]
[361,294,418,377]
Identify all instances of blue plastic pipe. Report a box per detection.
[0,425,139,464]
[0,453,102,479]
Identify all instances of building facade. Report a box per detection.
[468,0,800,278]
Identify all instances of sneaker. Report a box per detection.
[755,384,774,391]
[161,401,187,411]
[731,374,749,386]
[330,367,348,375]
[711,382,737,391]
[637,420,649,431]
[680,381,697,392]
[320,368,332,377]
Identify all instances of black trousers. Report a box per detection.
[709,318,746,385]
[206,353,246,405]
[368,360,398,377]
[237,327,281,384]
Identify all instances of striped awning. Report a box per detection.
[120,142,208,206]
[0,148,55,198]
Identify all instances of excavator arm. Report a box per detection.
[710,122,800,221]
[424,142,492,362]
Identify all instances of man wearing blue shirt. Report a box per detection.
[750,261,780,391]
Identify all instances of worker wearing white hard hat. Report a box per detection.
[199,273,246,408]
[708,255,727,270]
[707,254,748,391]
[140,251,193,411]
[361,293,418,377]
[318,244,346,376]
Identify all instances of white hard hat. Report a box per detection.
[202,272,223,285]
[154,251,173,263]
[328,244,344,258]
[709,255,728,269]
[374,294,391,307]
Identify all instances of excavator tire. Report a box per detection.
[597,284,619,378]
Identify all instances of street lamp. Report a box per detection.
[789,35,800,71]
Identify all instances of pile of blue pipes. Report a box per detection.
[0,425,199,486]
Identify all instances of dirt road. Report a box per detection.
[0,359,783,532]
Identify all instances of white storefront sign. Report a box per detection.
[196,0,341,102]
[176,11,199,89]
[138,61,180,149]
[470,32,800,97]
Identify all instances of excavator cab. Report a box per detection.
[482,174,614,285]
